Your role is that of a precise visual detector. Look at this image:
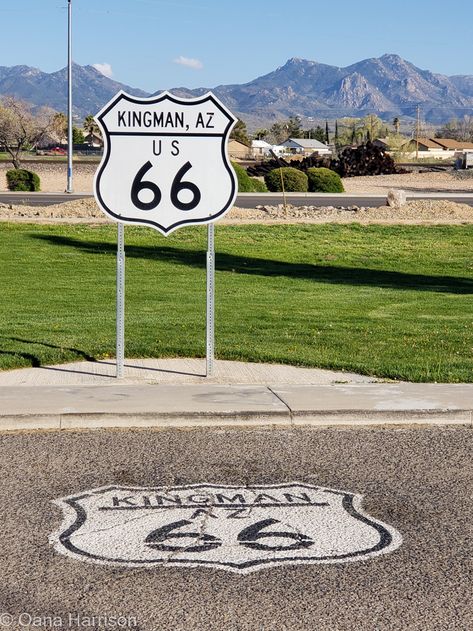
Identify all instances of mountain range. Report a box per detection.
[0,54,472,126]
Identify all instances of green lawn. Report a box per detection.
[1,222,472,382]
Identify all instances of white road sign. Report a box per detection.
[94,91,238,235]
[51,483,402,574]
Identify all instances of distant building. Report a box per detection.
[228,138,251,160]
[270,145,287,157]
[251,139,272,158]
[414,137,444,151]
[431,138,473,151]
[84,132,103,148]
[280,138,331,156]
[372,136,473,160]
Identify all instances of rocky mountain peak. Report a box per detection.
[0,54,472,123]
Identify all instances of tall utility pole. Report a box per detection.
[416,104,420,161]
[66,0,73,193]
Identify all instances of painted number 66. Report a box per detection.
[131,161,202,212]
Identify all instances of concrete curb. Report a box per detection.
[0,383,472,433]
[0,410,471,433]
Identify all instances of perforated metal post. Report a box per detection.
[116,223,125,379]
[206,223,215,377]
[66,0,73,193]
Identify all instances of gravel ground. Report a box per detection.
[342,170,473,194]
[1,197,473,225]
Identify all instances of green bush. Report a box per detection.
[307,167,344,193]
[6,169,41,192]
[250,177,268,192]
[264,167,308,192]
[231,162,269,193]
[231,161,254,192]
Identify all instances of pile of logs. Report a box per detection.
[246,142,400,179]
[334,143,398,177]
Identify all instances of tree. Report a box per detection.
[84,114,102,144]
[335,120,339,144]
[72,126,85,144]
[230,118,250,146]
[305,126,325,142]
[51,112,67,144]
[393,117,400,134]
[325,120,330,144]
[362,114,383,140]
[335,117,365,146]
[253,128,268,141]
[0,96,52,168]
[267,121,288,144]
[436,116,473,142]
[386,134,408,149]
[287,116,303,138]
[351,123,357,145]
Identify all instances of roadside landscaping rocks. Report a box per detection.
[0,198,472,225]
[227,200,473,223]
[387,189,407,208]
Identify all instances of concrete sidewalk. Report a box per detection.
[0,359,472,431]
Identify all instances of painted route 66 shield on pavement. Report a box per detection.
[50,483,402,574]
[94,91,238,235]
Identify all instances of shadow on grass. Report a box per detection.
[30,234,473,294]
[0,350,40,367]
[0,336,96,368]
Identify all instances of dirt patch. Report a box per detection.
[342,170,473,194]
[1,197,473,225]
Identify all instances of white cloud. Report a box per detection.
[173,56,203,70]
[92,62,114,78]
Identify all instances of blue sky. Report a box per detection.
[2,0,473,91]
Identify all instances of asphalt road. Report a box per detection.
[2,192,473,208]
[0,426,470,631]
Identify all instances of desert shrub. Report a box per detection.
[307,167,344,193]
[6,169,40,192]
[250,177,268,192]
[264,167,308,192]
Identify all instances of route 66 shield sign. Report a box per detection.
[94,91,238,235]
[50,483,402,574]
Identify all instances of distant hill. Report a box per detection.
[1,54,472,124]
[0,63,148,119]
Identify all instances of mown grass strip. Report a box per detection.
[1,222,472,382]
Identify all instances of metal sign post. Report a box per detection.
[206,223,215,376]
[116,223,125,378]
[66,0,73,193]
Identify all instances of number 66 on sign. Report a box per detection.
[94,91,238,235]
